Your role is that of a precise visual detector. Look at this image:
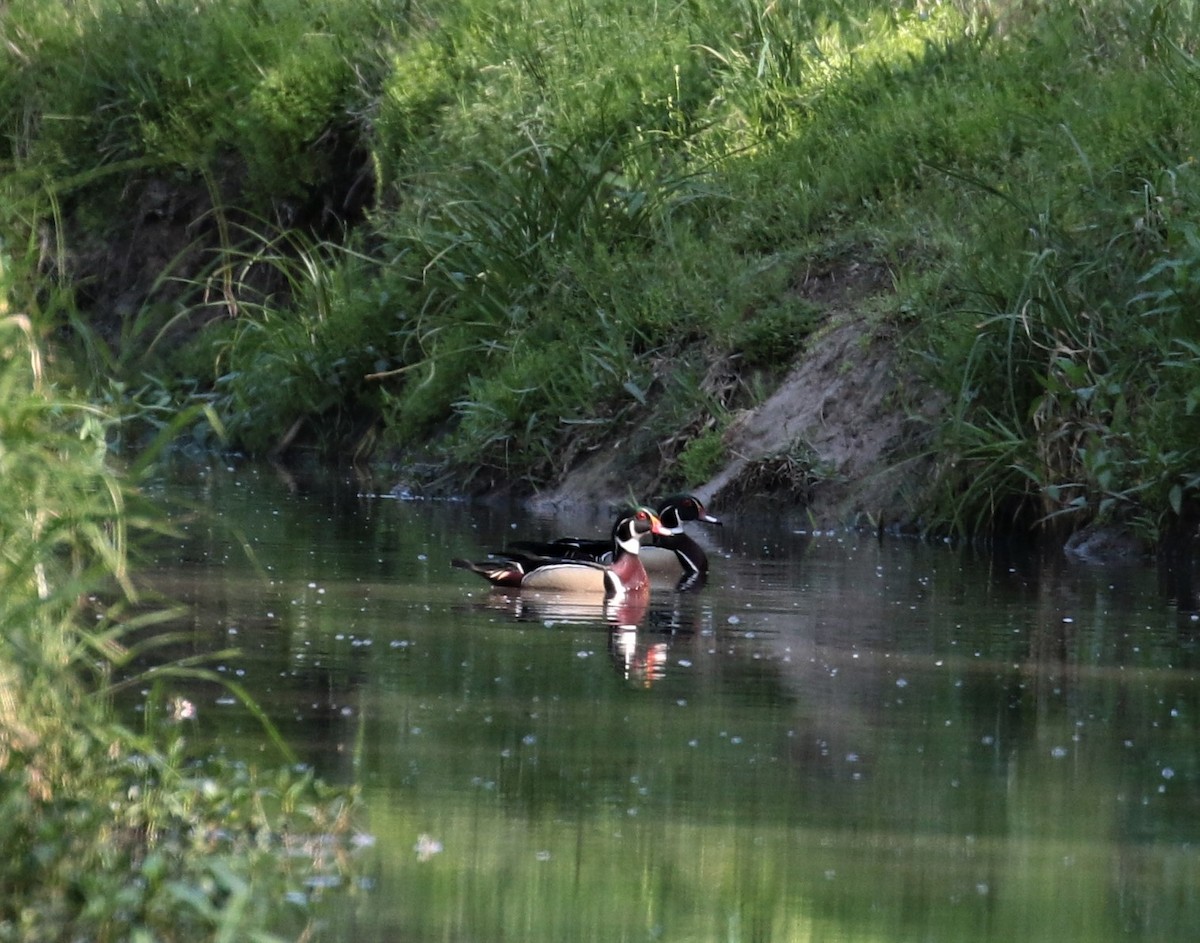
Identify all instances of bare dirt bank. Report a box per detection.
[530,309,943,531]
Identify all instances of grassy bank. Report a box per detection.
[0,311,360,937]
[5,0,1200,541]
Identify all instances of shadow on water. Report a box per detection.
[145,463,1200,943]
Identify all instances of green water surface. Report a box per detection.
[149,464,1200,942]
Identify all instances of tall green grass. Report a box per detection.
[0,277,360,937]
[7,0,1200,539]
[915,4,1200,540]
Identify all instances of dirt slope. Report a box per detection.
[531,304,943,530]
[697,313,941,527]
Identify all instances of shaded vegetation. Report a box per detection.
[5,0,1200,542]
[0,308,361,936]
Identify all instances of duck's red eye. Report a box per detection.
[636,509,648,520]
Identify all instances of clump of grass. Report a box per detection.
[731,297,823,369]
[186,229,391,455]
[5,0,390,216]
[676,427,727,487]
[917,0,1200,540]
[728,445,829,506]
[928,172,1200,539]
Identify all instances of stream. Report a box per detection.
[145,462,1200,942]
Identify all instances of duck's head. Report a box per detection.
[658,494,721,532]
[612,506,665,553]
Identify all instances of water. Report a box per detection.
[146,463,1200,942]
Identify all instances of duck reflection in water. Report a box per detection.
[610,626,669,686]
[467,589,650,629]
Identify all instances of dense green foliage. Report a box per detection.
[0,304,359,936]
[5,0,1200,539]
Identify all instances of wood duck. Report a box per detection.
[451,507,665,599]
[506,494,721,588]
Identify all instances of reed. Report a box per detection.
[0,310,360,938]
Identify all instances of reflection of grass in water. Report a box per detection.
[339,597,1200,941]
[341,655,1198,942]
[336,794,1191,943]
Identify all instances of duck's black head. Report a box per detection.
[658,495,721,531]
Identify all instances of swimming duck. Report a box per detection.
[506,494,721,587]
[451,507,665,599]
[643,494,722,582]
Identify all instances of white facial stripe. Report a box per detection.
[616,530,642,555]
